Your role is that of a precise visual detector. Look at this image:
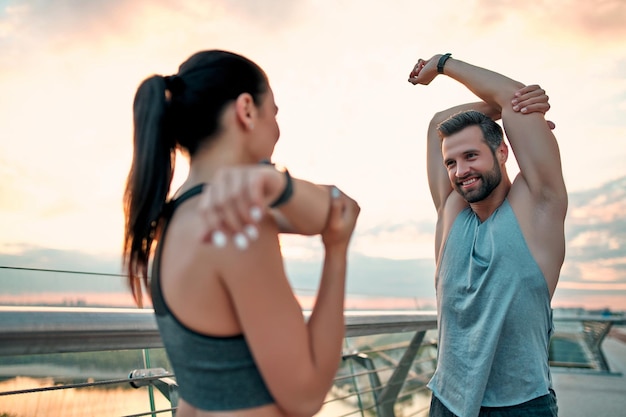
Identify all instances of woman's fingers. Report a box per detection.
[199,165,278,248]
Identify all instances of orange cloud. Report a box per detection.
[568,230,623,251]
[574,258,626,282]
[558,281,626,291]
[570,199,626,223]
[473,1,626,41]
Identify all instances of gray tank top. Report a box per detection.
[428,199,553,417]
[151,184,275,411]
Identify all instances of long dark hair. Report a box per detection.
[123,50,268,307]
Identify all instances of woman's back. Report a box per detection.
[124,49,360,417]
[153,185,286,416]
[158,186,242,337]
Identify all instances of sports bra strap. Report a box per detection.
[152,182,206,314]
[168,183,206,215]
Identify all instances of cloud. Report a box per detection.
[349,220,436,259]
[217,0,303,30]
[0,1,128,61]
[559,176,626,295]
[564,179,626,268]
[0,160,30,211]
[558,281,626,291]
[473,0,626,41]
[0,244,122,272]
[0,246,131,304]
[0,0,304,57]
[278,219,437,261]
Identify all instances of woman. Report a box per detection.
[123,50,360,417]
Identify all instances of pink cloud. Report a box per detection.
[472,1,626,42]
[552,293,626,311]
[574,259,626,283]
[558,281,626,290]
[570,200,626,223]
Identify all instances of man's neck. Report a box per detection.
[469,180,511,222]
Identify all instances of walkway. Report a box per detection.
[552,327,626,417]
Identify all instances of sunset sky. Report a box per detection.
[1,0,625,310]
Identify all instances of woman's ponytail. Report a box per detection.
[123,75,176,307]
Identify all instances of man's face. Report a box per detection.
[442,125,502,203]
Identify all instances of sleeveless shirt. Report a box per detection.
[427,199,553,417]
[150,184,275,411]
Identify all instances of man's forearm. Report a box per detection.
[432,101,501,125]
[442,57,524,109]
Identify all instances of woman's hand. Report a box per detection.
[321,187,360,251]
[198,164,286,247]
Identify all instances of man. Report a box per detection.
[408,54,567,417]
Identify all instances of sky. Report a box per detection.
[0,0,625,310]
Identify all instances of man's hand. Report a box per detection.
[407,55,442,85]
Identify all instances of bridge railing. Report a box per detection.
[0,306,438,417]
[1,306,623,416]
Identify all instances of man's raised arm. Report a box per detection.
[410,54,567,205]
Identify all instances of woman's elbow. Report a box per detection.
[278,397,325,417]
[273,376,332,417]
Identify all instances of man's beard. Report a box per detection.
[455,160,502,203]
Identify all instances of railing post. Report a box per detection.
[129,367,179,415]
[142,349,157,416]
[345,352,384,416]
[583,320,613,372]
[376,330,426,417]
[152,377,179,416]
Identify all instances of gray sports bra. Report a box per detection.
[151,183,275,410]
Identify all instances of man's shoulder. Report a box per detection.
[441,192,469,219]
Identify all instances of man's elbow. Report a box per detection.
[494,81,525,108]
[431,111,450,126]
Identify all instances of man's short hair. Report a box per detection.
[437,110,504,153]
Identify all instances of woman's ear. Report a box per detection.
[234,93,256,131]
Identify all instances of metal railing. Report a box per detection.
[0,306,438,417]
[548,314,626,373]
[1,306,624,416]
